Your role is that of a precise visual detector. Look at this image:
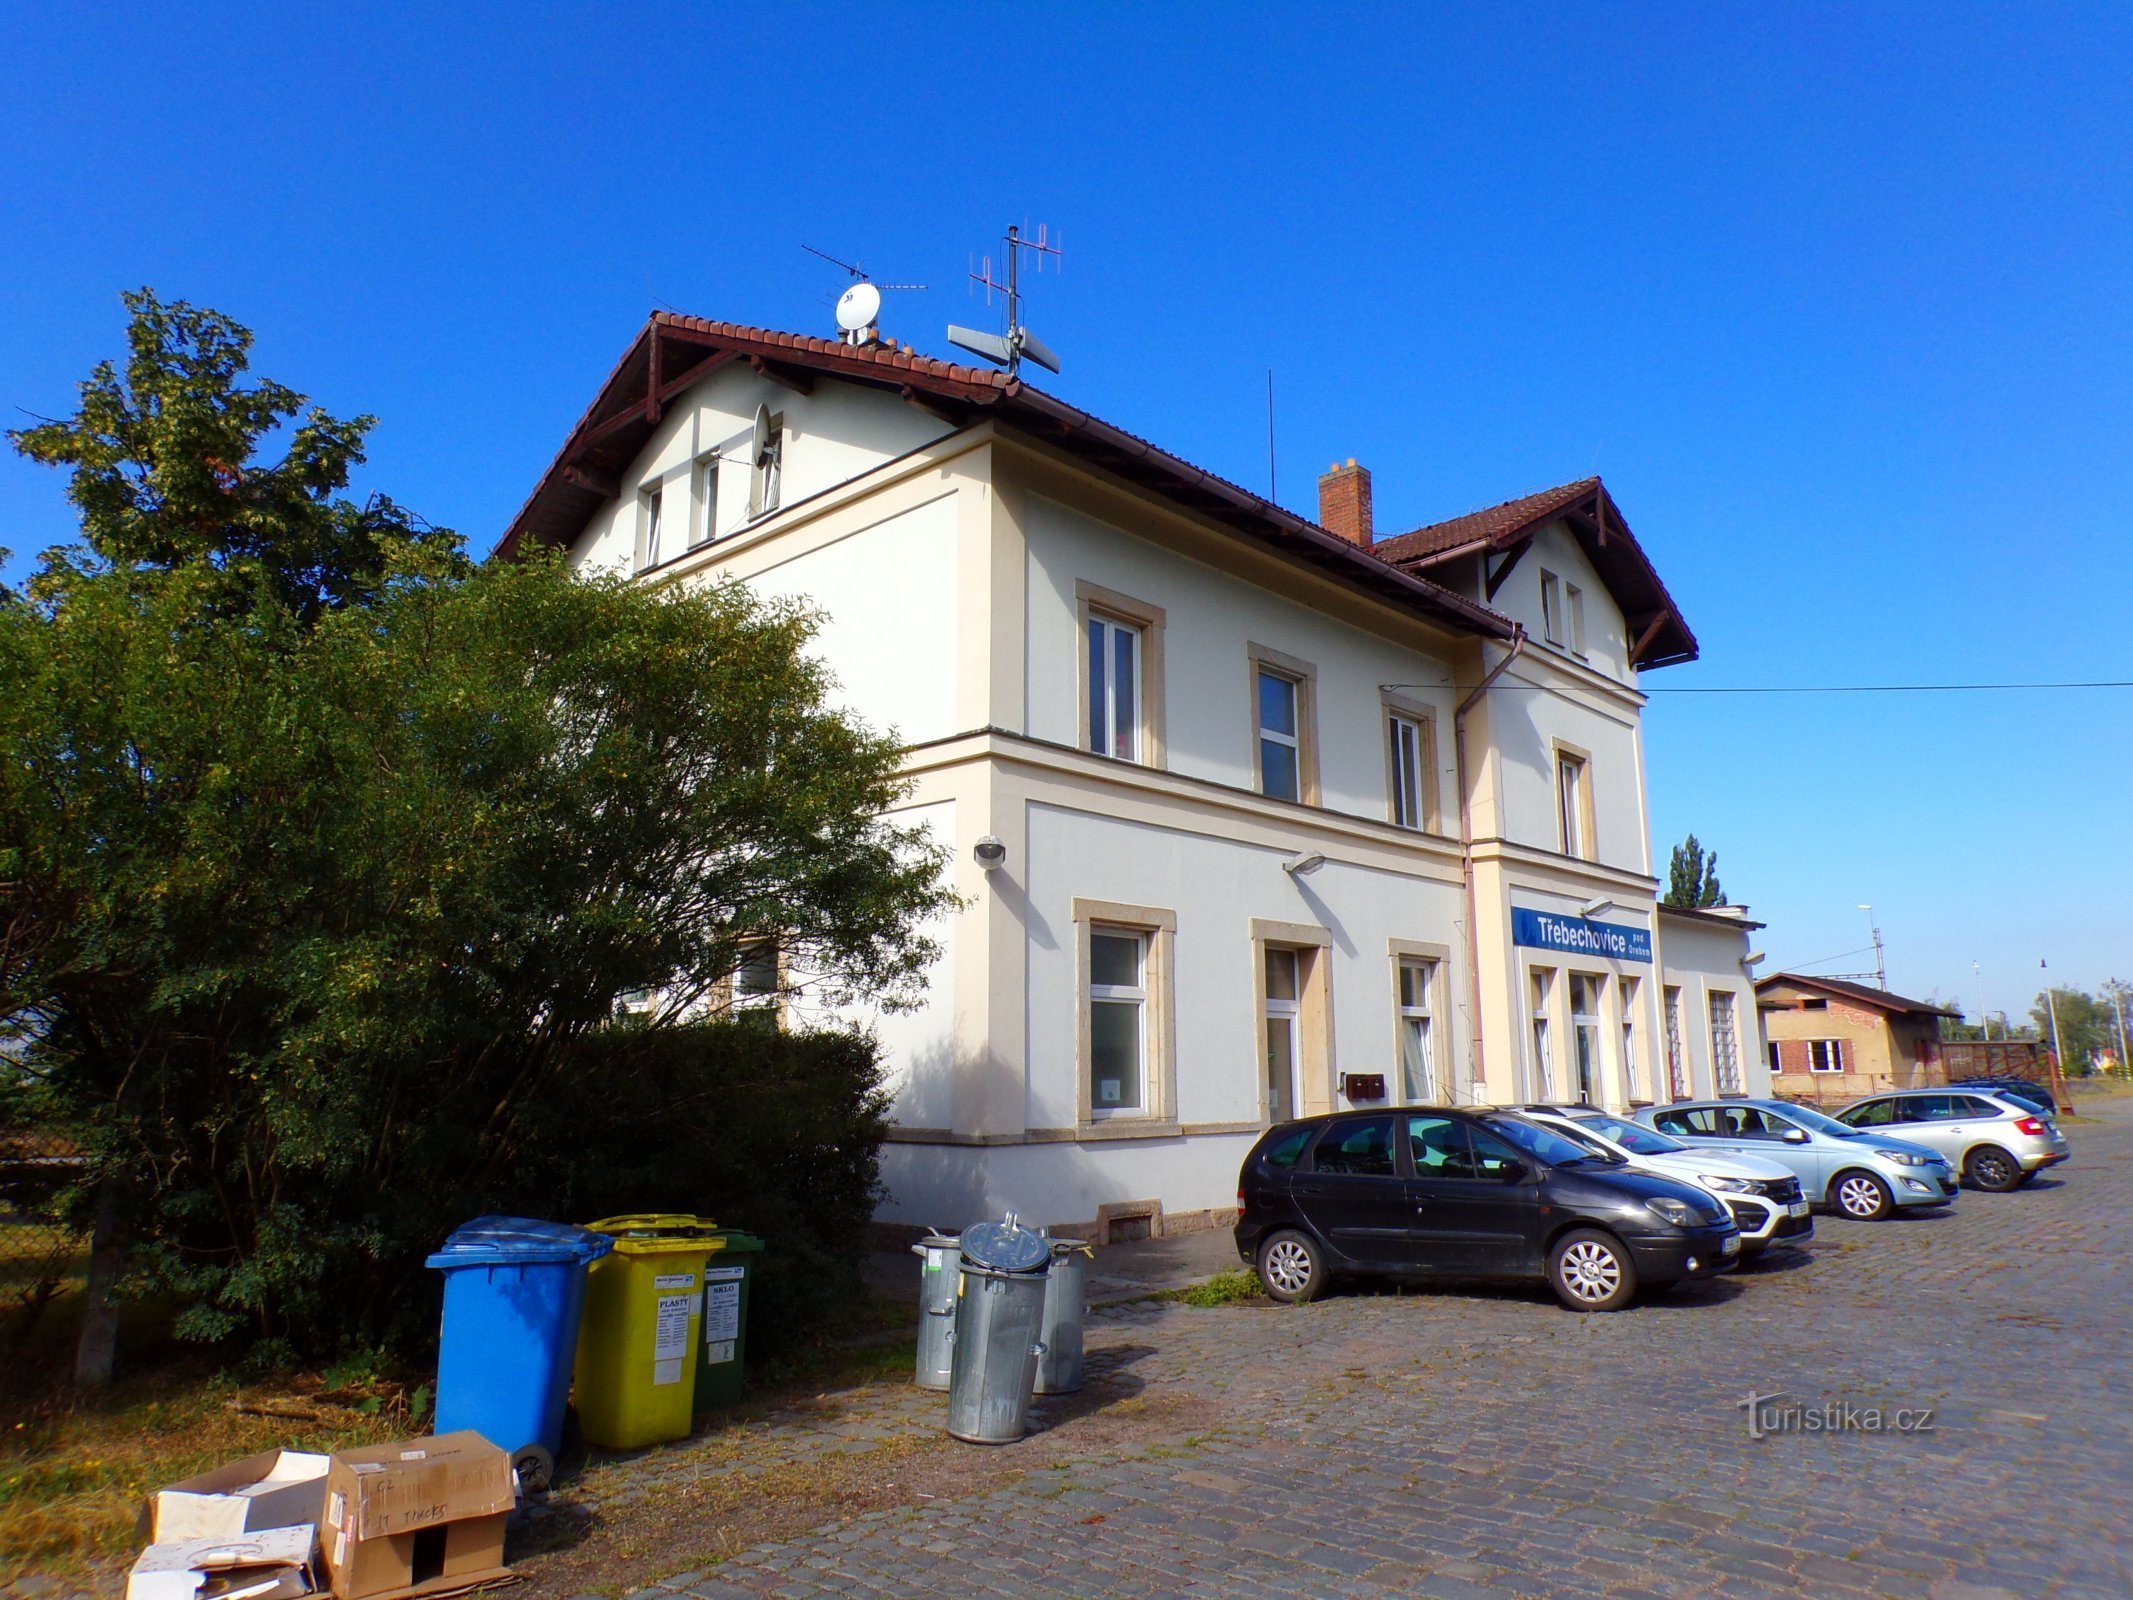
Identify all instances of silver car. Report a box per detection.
[1636,1099,1960,1220]
[1832,1089,2070,1192]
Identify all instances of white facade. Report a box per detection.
[534,326,1753,1238]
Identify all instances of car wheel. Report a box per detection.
[1832,1170,1893,1220]
[1256,1229,1326,1304]
[1965,1145,2022,1192]
[1548,1228,1639,1312]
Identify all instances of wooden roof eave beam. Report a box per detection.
[1627,611,1670,666]
[1484,534,1534,602]
[568,350,739,463]
[748,355,815,396]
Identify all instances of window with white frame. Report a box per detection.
[1397,957,1437,1102]
[1264,947,1302,1123]
[1768,1040,1783,1074]
[1086,613,1142,761]
[692,454,720,548]
[638,483,666,572]
[1807,1038,1847,1073]
[1619,975,1640,1100]
[1665,985,1688,1097]
[1566,582,1587,656]
[1089,928,1148,1114]
[1529,967,1557,1101]
[1257,668,1302,803]
[1540,570,1564,645]
[1709,991,1744,1093]
[1388,713,1427,829]
[1557,751,1591,859]
[1569,973,1601,1102]
[748,416,783,519]
[732,940,779,1028]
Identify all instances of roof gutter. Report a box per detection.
[1454,625,1529,1101]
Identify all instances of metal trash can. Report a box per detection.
[1034,1236,1091,1395]
[425,1216,612,1492]
[911,1232,960,1391]
[946,1215,1051,1445]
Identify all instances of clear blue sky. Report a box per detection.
[4,4,2127,1025]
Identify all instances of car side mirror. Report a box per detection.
[1782,1128,1809,1144]
[1496,1160,1529,1183]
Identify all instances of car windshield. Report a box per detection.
[1571,1112,1683,1156]
[1486,1114,1619,1166]
[1776,1103,1854,1136]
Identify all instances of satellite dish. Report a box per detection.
[750,403,774,467]
[835,282,882,333]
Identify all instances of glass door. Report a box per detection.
[1265,948,1301,1122]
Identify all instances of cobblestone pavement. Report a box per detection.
[560,1098,2133,1600]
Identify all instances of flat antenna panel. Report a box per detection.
[949,221,1066,378]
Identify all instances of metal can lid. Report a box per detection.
[958,1217,1051,1273]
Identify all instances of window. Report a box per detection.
[1801,996,1829,1011]
[1664,986,1688,1097]
[748,415,783,519]
[1566,583,1587,656]
[1388,714,1426,829]
[1556,749,1593,859]
[1312,1117,1397,1177]
[1540,569,1564,645]
[1407,1115,1479,1179]
[1844,1098,1897,1127]
[1807,1039,1846,1073]
[1261,1124,1312,1169]
[1709,992,1744,1093]
[1569,974,1601,1102]
[1397,958,1436,1102]
[1619,977,1641,1101]
[1086,614,1142,761]
[1529,968,1556,1101]
[691,454,720,548]
[1089,929,1148,1114]
[1257,669,1301,802]
[732,940,779,1028]
[1264,947,1302,1124]
[1767,1040,1782,1075]
[638,483,666,572]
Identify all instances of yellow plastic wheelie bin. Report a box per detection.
[573,1215,724,1449]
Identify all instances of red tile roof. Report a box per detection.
[1757,973,1958,1018]
[1370,478,1601,565]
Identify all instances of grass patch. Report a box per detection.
[1161,1269,1265,1308]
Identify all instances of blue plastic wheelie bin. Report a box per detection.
[426,1215,612,1491]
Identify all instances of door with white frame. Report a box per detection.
[1264,947,1302,1123]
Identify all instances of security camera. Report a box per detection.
[973,836,1008,871]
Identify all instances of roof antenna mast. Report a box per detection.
[800,244,926,345]
[948,222,1063,378]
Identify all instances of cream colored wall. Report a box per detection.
[1653,913,1770,1100]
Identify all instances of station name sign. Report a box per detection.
[1511,908,1653,964]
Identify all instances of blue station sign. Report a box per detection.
[1511,908,1653,964]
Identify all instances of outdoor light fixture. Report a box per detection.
[973,836,1008,871]
[1579,896,1612,918]
[1742,951,1767,967]
[1283,852,1328,877]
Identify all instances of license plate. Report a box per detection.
[1721,1234,1741,1256]
[1787,1202,1810,1218]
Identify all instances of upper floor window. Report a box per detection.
[749,415,783,519]
[1388,713,1427,829]
[1087,614,1142,761]
[692,454,720,549]
[1556,748,1592,859]
[1258,669,1301,802]
[1566,582,1587,656]
[732,939,780,1028]
[638,483,666,572]
[1540,569,1564,645]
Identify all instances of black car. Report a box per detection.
[1946,1078,2060,1118]
[1234,1107,1741,1312]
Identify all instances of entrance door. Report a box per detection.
[1264,947,1302,1122]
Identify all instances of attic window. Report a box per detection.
[1540,570,1563,645]
[1566,583,1587,657]
[1801,997,1829,1011]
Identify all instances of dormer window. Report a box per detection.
[1540,570,1564,645]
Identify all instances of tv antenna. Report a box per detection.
[947,222,1063,377]
[800,244,926,345]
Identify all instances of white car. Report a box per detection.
[1513,1106,1815,1255]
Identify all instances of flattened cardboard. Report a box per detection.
[146,1451,331,1542]
[127,1525,316,1600]
[321,1432,513,1600]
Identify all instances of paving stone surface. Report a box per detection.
[560,1098,2133,1599]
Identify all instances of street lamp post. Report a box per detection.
[2042,958,2071,1109]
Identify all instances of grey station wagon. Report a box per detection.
[1833,1089,2070,1191]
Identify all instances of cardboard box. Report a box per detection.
[320,1432,514,1600]
[128,1525,317,1600]
[146,1451,331,1543]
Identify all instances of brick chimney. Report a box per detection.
[1317,459,1373,547]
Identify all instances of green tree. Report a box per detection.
[2029,986,2114,1074]
[2,293,954,1372]
[1664,834,1725,908]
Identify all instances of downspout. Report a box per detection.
[1454,624,1527,1103]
